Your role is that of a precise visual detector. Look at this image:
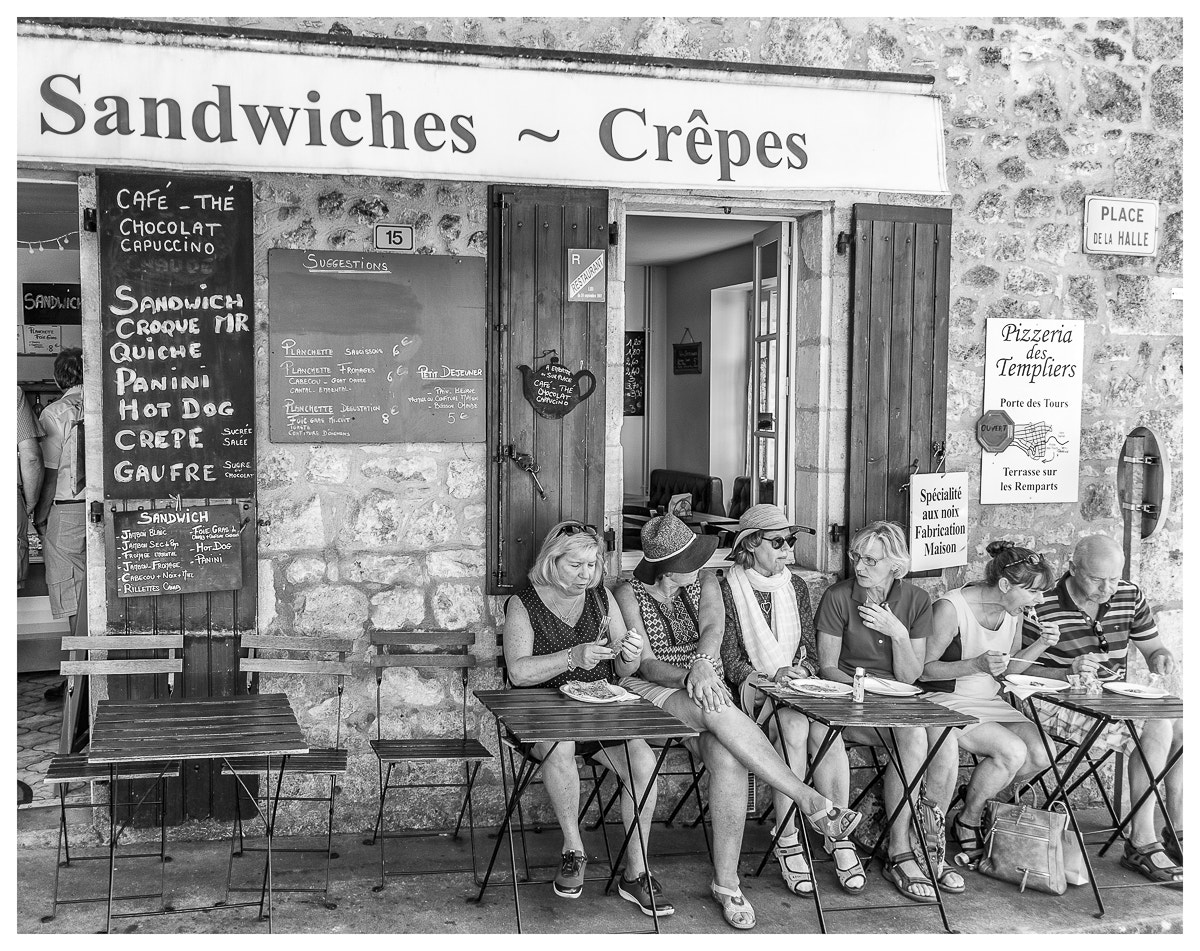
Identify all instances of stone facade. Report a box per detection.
[63,17,1184,831]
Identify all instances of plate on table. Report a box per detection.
[1004,674,1070,693]
[785,679,853,698]
[862,677,922,697]
[559,680,638,704]
[1102,682,1169,700]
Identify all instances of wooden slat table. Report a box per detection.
[753,681,976,934]
[1023,687,1184,918]
[473,688,697,933]
[88,693,308,933]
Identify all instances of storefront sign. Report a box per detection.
[518,358,596,420]
[1083,195,1158,256]
[373,223,414,252]
[19,35,947,194]
[566,249,606,303]
[21,324,61,355]
[112,503,244,597]
[980,318,1084,504]
[908,472,969,572]
[22,282,82,325]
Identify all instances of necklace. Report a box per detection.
[541,587,585,623]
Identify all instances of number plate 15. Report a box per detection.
[373,224,415,252]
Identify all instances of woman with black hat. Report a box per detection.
[718,504,864,898]
[614,514,863,930]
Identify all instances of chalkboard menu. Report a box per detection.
[268,250,485,442]
[113,503,244,598]
[22,283,82,325]
[624,331,645,416]
[98,171,255,499]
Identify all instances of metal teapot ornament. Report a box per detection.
[518,355,596,420]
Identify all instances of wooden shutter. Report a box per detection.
[487,185,609,594]
[847,204,951,554]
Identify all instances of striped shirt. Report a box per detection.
[1020,573,1157,674]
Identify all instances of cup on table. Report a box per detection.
[1066,673,1086,693]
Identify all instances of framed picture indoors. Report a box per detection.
[673,341,702,375]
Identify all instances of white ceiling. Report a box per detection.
[625,215,771,267]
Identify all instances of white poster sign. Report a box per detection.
[909,472,970,572]
[980,318,1084,504]
[18,34,947,194]
[1083,195,1159,256]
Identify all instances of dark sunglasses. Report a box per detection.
[1002,552,1047,575]
[763,534,798,550]
[554,521,599,539]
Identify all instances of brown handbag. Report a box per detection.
[977,797,1069,895]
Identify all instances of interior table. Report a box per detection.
[1022,686,1183,918]
[752,681,976,934]
[88,693,308,933]
[472,688,697,933]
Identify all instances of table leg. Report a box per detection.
[1026,699,1105,918]
[1097,724,1182,857]
[623,740,660,933]
[106,765,117,934]
[602,737,676,896]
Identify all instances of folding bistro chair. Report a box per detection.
[223,634,354,910]
[40,635,183,923]
[365,627,492,885]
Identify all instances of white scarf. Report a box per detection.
[727,564,802,677]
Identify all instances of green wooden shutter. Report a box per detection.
[487,185,610,594]
[847,204,951,555]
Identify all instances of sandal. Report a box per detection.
[825,837,866,893]
[936,863,966,894]
[804,802,863,842]
[883,850,937,904]
[773,841,814,897]
[1121,840,1183,890]
[709,880,756,930]
[1162,826,1183,866]
[951,813,985,866]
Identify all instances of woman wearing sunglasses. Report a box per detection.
[813,520,961,903]
[502,520,671,918]
[614,514,863,930]
[919,541,1061,868]
[718,504,863,898]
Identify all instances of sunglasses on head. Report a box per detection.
[762,534,797,550]
[1002,552,1047,575]
[554,521,599,539]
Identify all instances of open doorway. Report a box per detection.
[621,212,807,547]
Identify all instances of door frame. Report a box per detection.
[610,193,834,564]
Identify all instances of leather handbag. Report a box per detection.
[977,797,1069,895]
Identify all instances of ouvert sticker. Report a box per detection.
[18,34,947,194]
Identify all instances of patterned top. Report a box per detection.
[1020,573,1157,676]
[629,578,704,669]
[514,585,612,690]
[719,574,817,689]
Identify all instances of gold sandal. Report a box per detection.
[709,880,756,929]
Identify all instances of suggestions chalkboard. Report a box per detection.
[113,504,245,598]
[268,250,485,443]
[624,331,645,416]
[98,171,256,499]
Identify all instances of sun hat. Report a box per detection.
[731,503,801,553]
[633,514,719,584]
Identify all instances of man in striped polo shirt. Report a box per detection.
[1021,535,1182,888]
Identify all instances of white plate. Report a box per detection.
[1004,674,1070,693]
[559,681,638,704]
[785,679,853,698]
[1102,682,1169,700]
[862,677,922,697]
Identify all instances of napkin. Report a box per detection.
[1002,680,1046,702]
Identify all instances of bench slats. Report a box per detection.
[371,654,476,669]
[369,630,476,647]
[241,658,354,676]
[242,634,356,653]
[61,659,183,676]
[60,635,184,651]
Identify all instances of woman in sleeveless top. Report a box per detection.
[718,504,864,898]
[615,515,863,930]
[920,541,1062,863]
[502,521,672,918]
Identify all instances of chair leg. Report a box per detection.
[323,773,338,909]
[366,757,386,847]
[372,763,394,892]
[40,784,70,923]
[506,746,532,881]
[589,762,615,875]
[223,777,246,903]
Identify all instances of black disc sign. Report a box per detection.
[518,358,596,420]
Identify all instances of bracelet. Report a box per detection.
[565,646,577,671]
[690,652,718,671]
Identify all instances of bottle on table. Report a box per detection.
[852,667,865,703]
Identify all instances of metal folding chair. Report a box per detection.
[40,635,183,923]
[364,627,492,885]
[223,634,353,910]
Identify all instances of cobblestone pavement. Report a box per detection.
[17,672,87,810]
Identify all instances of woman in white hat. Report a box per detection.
[718,504,864,897]
[614,514,863,930]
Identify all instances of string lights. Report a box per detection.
[18,230,79,253]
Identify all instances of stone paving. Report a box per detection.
[17,672,70,809]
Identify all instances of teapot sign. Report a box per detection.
[518,358,596,420]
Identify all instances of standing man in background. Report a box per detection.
[34,348,85,707]
[17,387,44,803]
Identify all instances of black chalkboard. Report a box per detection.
[624,331,645,416]
[97,171,256,499]
[268,250,485,442]
[518,358,596,420]
[113,503,244,598]
[23,283,82,325]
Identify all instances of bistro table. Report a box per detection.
[1022,685,1184,918]
[87,693,308,933]
[472,688,697,933]
[751,680,976,934]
